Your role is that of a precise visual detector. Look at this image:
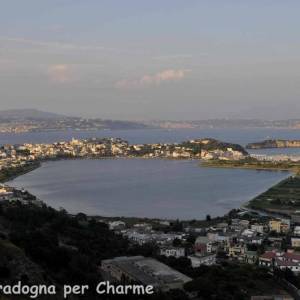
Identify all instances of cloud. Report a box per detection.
[47,64,73,83]
[152,54,193,61]
[0,37,107,52]
[115,69,190,89]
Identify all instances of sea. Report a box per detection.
[5,128,300,220]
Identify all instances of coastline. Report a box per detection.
[0,161,41,183]
[200,160,298,173]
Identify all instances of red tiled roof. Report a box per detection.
[283,252,300,261]
[276,258,299,267]
[260,252,277,260]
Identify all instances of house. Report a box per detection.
[159,246,185,258]
[251,224,265,234]
[215,222,229,232]
[228,244,245,259]
[269,220,282,233]
[291,213,300,225]
[249,236,263,245]
[291,237,300,248]
[242,250,258,264]
[194,236,218,255]
[109,221,126,231]
[241,229,256,238]
[269,219,290,233]
[259,251,280,268]
[294,226,300,236]
[259,250,300,274]
[207,232,231,243]
[239,219,250,228]
[194,236,210,255]
[133,223,152,232]
[188,254,216,268]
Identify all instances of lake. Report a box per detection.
[7,158,289,220]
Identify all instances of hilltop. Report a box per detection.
[0,109,150,132]
[0,109,66,121]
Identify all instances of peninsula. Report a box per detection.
[201,157,300,173]
[0,137,247,183]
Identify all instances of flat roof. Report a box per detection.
[102,256,191,286]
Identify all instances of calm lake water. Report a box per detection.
[4,128,300,219]
[8,158,288,220]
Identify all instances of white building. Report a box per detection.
[188,254,216,268]
[160,247,185,258]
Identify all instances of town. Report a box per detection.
[0,137,247,178]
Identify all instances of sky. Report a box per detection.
[0,0,300,120]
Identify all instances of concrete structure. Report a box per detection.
[291,237,300,248]
[159,246,185,258]
[188,254,216,268]
[101,256,192,291]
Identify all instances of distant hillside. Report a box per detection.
[147,119,300,129]
[1,109,300,132]
[0,109,66,121]
[0,109,150,132]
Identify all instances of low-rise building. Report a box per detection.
[188,254,216,268]
[291,237,300,248]
[109,221,126,231]
[228,244,245,259]
[294,226,300,236]
[159,246,185,258]
[259,250,300,273]
[101,256,192,291]
[242,250,258,264]
[251,224,265,234]
[269,219,290,234]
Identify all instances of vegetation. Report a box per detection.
[181,139,248,155]
[248,176,300,211]
[184,263,283,300]
[0,161,40,182]
[0,202,130,299]
[201,157,300,172]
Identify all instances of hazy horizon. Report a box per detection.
[1,1,300,120]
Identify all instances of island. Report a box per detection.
[246,139,300,149]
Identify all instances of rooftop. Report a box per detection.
[102,256,192,287]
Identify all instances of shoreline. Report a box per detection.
[200,160,298,173]
[0,161,41,183]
